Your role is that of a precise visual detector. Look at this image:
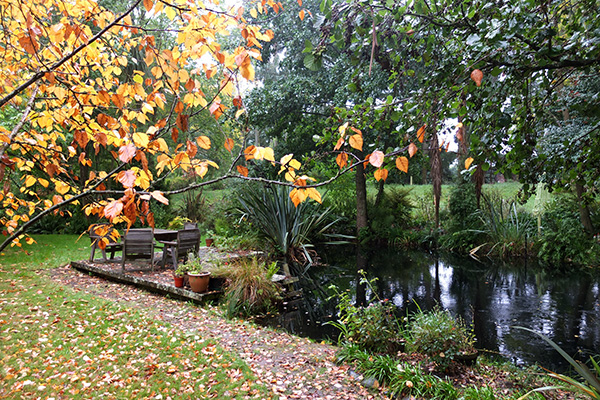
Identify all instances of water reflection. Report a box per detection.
[264,246,600,372]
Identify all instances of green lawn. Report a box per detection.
[0,235,273,399]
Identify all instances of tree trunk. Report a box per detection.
[575,183,595,237]
[473,164,485,208]
[374,178,385,208]
[355,161,369,234]
[429,129,442,228]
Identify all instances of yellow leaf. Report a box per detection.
[369,150,385,168]
[196,136,211,150]
[133,132,149,148]
[235,109,246,119]
[408,143,418,158]
[38,178,49,188]
[250,8,258,18]
[338,122,349,136]
[306,187,322,203]
[465,157,474,170]
[262,147,275,162]
[165,6,176,20]
[24,175,36,187]
[396,156,409,173]
[349,134,363,151]
[55,181,70,195]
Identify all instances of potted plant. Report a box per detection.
[184,252,211,293]
[173,264,187,288]
[204,230,215,247]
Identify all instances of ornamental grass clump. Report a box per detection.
[221,257,281,318]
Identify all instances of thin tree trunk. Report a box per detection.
[355,160,369,234]
[374,178,385,208]
[430,131,441,228]
[575,183,594,237]
[473,164,485,208]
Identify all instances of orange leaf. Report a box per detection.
[186,140,197,158]
[176,114,189,132]
[408,143,418,158]
[465,157,474,169]
[298,0,302,5]
[417,125,426,143]
[224,138,234,153]
[289,188,306,207]
[119,143,137,163]
[143,0,153,12]
[334,137,345,151]
[470,69,483,87]
[237,165,249,176]
[196,136,211,150]
[369,150,385,168]
[299,9,305,20]
[349,134,363,151]
[104,200,123,220]
[336,152,348,169]
[396,156,409,173]
[374,168,388,181]
[244,145,256,160]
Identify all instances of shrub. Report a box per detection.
[328,273,405,354]
[389,362,458,399]
[406,306,476,371]
[439,181,483,253]
[368,187,414,244]
[236,184,338,274]
[537,194,599,267]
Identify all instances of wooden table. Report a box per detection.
[153,229,178,242]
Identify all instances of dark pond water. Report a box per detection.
[262,246,600,372]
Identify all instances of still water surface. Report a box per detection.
[265,246,600,372]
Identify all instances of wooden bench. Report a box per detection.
[121,228,155,272]
[89,224,122,262]
[159,228,201,270]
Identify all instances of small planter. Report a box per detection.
[173,274,185,288]
[455,350,479,366]
[188,271,211,293]
[205,238,214,247]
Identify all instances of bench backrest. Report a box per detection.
[176,228,200,254]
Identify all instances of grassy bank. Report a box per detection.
[0,235,273,399]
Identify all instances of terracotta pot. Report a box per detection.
[205,238,214,247]
[188,272,211,293]
[173,275,184,288]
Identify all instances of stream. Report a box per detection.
[262,246,600,373]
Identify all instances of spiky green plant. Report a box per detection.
[515,326,600,399]
[236,184,339,275]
